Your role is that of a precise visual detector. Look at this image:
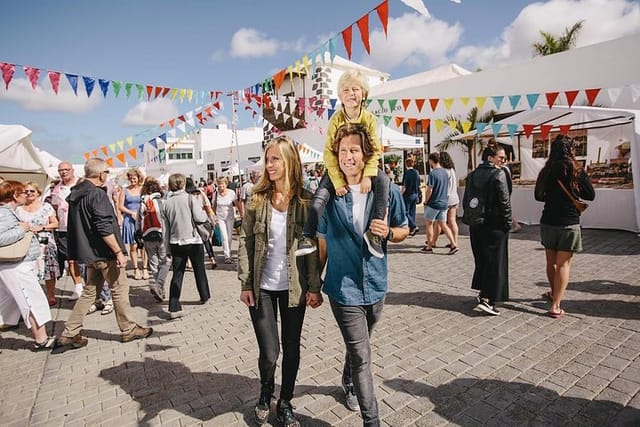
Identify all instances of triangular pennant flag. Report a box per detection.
[341,26,353,59]
[415,98,425,112]
[475,97,487,111]
[23,66,40,89]
[329,38,337,63]
[138,143,145,153]
[273,69,286,91]
[401,99,411,111]
[187,89,193,102]
[48,71,61,94]
[565,90,579,107]
[447,119,458,130]
[383,116,392,126]
[407,118,417,132]
[162,87,170,98]
[126,136,133,146]
[92,149,98,157]
[83,152,91,161]
[540,124,553,140]
[170,88,178,100]
[112,81,121,98]
[128,148,137,159]
[508,95,521,110]
[507,124,518,139]
[559,124,571,135]
[330,98,338,109]
[117,153,126,164]
[105,158,114,168]
[117,140,124,150]
[434,119,444,132]
[0,62,15,89]
[461,121,472,134]
[388,99,398,112]
[429,98,439,111]
[327,108,336,120]
[475,122,487,136]
[154,86,163,99]
[98,79,110,98]
[491,95,504,110]
[66,73,79,95]
[491,123,502,137]
[545,92,559,108]
[135,84,144,101]
[421,118,430,131]
[630,84,640,103]
[394,117,404,127]
[585,88,601,106]
[124,82,133,98]
[608,87,622,105]
[522,124,535,139]
[178,88,186,102]
[377,99,385,110]
[526,93,540,109]
[443,98,454,111]
[100,146,108,156]
[109,143,116,152]
[83,76,96,97]
[158,133,167,144]
[149,138,158,149]
[376,0,389,36]
[356,14,370,54]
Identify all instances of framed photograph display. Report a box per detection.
[532,136,548,158]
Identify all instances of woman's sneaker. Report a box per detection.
[477,298,500,315]
[342,378,360,411]
[254,391,272,425]
[276,399,300,427]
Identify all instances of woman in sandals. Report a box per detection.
[0,180,56,351]
[535,135,595,318]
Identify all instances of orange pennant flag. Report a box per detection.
[407,118,417,132]
[83,152,90,160]
[100,146,108,156]
[162,87,170,97]
[105,158,114,168]
[401,99,411,111]
[154,86,162,99]
[421,118,431,131]
[394,117,404,127]
[429,98,439,112]
[273,69,286,91]
[146,85,153,100]
[376,0,389,37]
[117,153,126,164]
[356,15,370,54]
[92,149,98,157]
[415,99,425,112]
[128,148,137,160]
[341,26,353,59]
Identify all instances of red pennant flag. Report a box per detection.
[565,90,579,107]
[273,69,286,91]
[196,112,204,124]
[0,62,15,89]
[213,101,221,110]
[178,115,186,122]
[262,94,271,110]
[401,99,411,111]
[169,119,176,128]
[48,71,61,94]
[375,0,389,37]
[407,118,417,132]
[394,117,404,127]
[23,66,40,89]
[341,26,353,59]
[545,92,559,108]
[540,124,553,140]
[92,149,98,157]
[154,86,163,99]
[421,118,431,131]
[100,146,108,156]
[146,85,153,100]
[105,158,114,168]
[415,99,426,112]
[209,91,215,99]
[356,15,370,54]
[117,153,126,164]
[128,148,137,159]
[429,98,439,112]
[83,152,91,160]
[559,124,571,135]
[205,106,213,117]
[522,124,535,138]
[585,88,600,106]
[162,87,170,97]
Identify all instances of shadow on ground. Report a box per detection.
[385,377,640,426]
[100,357,332,426]
[385,291,485,317]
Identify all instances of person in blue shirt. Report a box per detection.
[317,123,409,427]
[422,152,458,254]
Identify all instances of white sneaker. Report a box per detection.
[69,284,83,301]
[169,310,183,319]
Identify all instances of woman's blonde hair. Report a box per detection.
[251,136,305,206]
[127,167,144,183]
[24,181,43,196]
[216,176,228,185]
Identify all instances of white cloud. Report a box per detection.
[0,77,102,112]
[122,98,179,127]
[454,0,640,70]
[361,13,464,72]
[229,28,281,58]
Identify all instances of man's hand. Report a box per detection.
[116,252,128,268]
[369,218,389,238]
[335,186,349,197]
[240,290,255,307]
[306,292,323,308]
[360,176,372,193]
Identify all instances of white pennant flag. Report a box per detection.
[608,87,622,105]
[630,84,640,103]
[399,0,430,17]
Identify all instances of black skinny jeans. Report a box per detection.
[168,243,210,312]
[302,170,390,238]
[249,289,306,401]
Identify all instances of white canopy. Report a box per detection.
[0,125,50,188]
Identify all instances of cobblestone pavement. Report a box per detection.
[1,224,639,426]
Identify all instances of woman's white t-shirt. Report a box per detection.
[348,184,367,236]
[260,207,289,291]
[215,190,236,221]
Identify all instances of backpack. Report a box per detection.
[462,168,499,226]
[141,197,163,241]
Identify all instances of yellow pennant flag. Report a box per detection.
[447,119,459,130]
[461,121,472,134]
[179,89,186,102]
[459,97,470,107]
[187,89,193,102]
[295,60,301,74]
[170,88,178,101]
[109,143,116,153]
[126,136,133,146]
[117,140,124,150]
[443,98,455,111]
[434,119,445,132]
[302,55,310,74]
[475,96,487,111]
[287,65,293,84]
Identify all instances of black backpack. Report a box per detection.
[462,168,499,226]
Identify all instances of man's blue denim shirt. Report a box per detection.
[318,184,408,306]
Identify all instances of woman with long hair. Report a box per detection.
[437,151,459,248]
[238,136,322,426]
[118,167,147,280]
[214,176,237,264]
[535,135,595,318]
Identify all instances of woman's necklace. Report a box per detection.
[271,190,290,212]
[343,107,361,122]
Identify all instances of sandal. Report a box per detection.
[48,297,57,307]
[420,245,433,253]
[33,336,56,352]
[547,309,565,319]
[542,290,553,302]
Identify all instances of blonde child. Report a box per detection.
[296,69,389,258]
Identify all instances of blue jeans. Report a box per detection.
[403,193,418,231]
[330,297,384,427]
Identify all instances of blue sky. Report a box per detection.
[1,0,638,164]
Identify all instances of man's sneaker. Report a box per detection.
[121,325,153,342]
[409,227,418,237]
[276,399,300,427]
[149,284,163,302]
[56,334,88,349]
[254,390,272,425]
[364,230,384,259]
[342,378,360,412]
[477,299,500,316]
[295,237,317,256]
[169,310,183,320]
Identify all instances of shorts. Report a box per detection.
[540,223,582,252]
[423,206,447,222]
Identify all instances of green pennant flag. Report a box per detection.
[112,81,121,98]
[125,82,133,98]
[388,99,398,112]
[136,84,144,101]
[377,99,385,110]
[365,99,372,109]
[383,115,392,126]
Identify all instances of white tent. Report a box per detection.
[0,125,51,188]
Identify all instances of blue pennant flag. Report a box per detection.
[508,95,521,110]
[526,93,540,109]
[491,96,504,110]
[65,74,78,95]
[507,124,518,138]
[98,79,110,98]
[83,76,95,98]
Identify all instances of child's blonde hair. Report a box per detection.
[337,70,369,102]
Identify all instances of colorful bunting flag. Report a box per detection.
[48,71,60,94]
[356,15,370,54]
[23,66,40,89]
[376,0,389,37]
[0,62,15,89]
[341,26,353,59]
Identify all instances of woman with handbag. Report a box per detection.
[16,181,60,306]
[0,180,56,351]
[161,174,211,319]
[534,135,595,318]
[214,176,237,264]
[238,136,323,426]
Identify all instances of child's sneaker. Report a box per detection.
[295,237,317,256]
[364,231,384,259]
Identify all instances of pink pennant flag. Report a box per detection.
[48,71,61,94]
[0,62,15,89]
[23,66,40,90]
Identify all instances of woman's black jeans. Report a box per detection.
[249,289,306,401]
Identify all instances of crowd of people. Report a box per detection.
[0,70,596,425]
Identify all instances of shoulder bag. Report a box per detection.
[189,195,213,241]
[557,180,589,214]
[0,231,34,262]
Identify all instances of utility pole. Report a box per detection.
[230,91,241,177]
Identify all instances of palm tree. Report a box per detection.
[533,20,584,56]
[437,107,497,173]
